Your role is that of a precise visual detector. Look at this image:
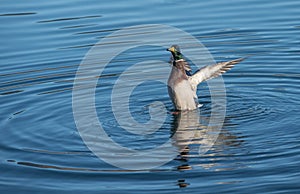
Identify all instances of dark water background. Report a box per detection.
[1,0,300,193]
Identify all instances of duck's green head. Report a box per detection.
[166,45,183,61]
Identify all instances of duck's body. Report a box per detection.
[166,45,244,111]
[167,59,198,110]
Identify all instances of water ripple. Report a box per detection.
[0,12,36,17]
[37,15,101,23]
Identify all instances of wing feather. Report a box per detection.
[189,58,245,89]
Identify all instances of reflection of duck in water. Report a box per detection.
[170,110,243,172]
[166,45,244,111]
[171,110,209,167]
[171,110,200,157]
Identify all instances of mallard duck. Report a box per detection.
[166,45,244,111]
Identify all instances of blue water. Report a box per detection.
[1,0,300,193]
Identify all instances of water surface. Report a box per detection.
[1,0,300,193]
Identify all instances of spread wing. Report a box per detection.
[189,58,245,89]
